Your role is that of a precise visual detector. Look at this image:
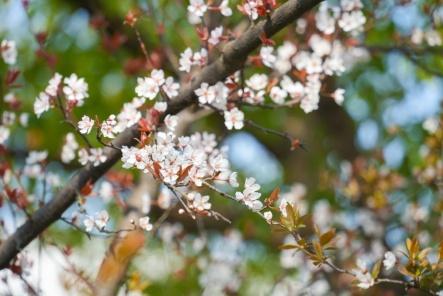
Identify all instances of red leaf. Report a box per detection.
[80,179,94,196]
[5,69,20,86]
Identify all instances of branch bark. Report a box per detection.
[0,0,322,269]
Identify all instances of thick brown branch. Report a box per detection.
[0,0,322,269]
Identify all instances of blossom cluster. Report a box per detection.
[121,131,236,188]
[34,73,89,117]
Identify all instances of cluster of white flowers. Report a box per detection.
[23,150,48,178]
[382,251,396,270]
[179,48,209,73]
[236,1,368,113]
[224,108,244,130]
[235,177,263,211]
[238,0,267,20]
[63,74,89,105]
[83,210,110,232]
[139,216,153,231]
[0,125,10,145]
[0,39,17,65]
[187,191,212,212]
[411,28,442,47]
[34,73,89,117]
[78,147,107,167]
[352,259,375,289]
[188,0,231,24]
[78,115,94,134]
[61,133,79,163]
[208,26,224,46]
[194,81,229,106]
[121,131,237,188]
[135,69,179,100]
[198,231,243,295]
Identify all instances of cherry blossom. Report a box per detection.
[101,114,117,138]
[208,26,224,46]
[83,210,110,232]
[352,259,375,289]
[78,115,94,134]
[224,108,244,130]
[63,74,89,105]
[154,101,168,113]
[264,211,273,222]
[61,133,79,163]
[89,148,107,167]
[338,11,366,34]
[260,46,277,67]
[0,39,17,65]
[383,251,396,270]
[246,74,268,91]
[219,0,232,16]
[193,48,208,66]
[139,216,153,231]
[162,77,180,98]
[45,73,62,97]
[135,77,159,99]
[241,0,259,20]
[78,149,89,165]
[188,0,207,18]
[332,88,345,105]
[94,210,110,229]
[0,126,10,145]
[187,192,211,211]
[270,86,287,105]
[164,114,178,131]
[179,48,194,72]
[195,82,216,104]
[34,92,51,118]
[235,177,263,211]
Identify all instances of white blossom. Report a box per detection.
[188,0,207,17]
[139,216,153,231]
[0,39,17,65]
[135,77,159,100]
[195,82,216,104]
[270,86,287,104]
[78,115,94,134]
[164,114,178,131]
[179,48,194,73]
[61,133,78,163]
[246,74,268,91]
[260,46,277,67]
[154,101,168,112]
[235,177,262,211]
[89,148,107,166]
[34,92,51,118]
[63,74,89,105]
[224,108,244,130]
[101,114,117,138]
[383,251,396,271]
[94,210,109,230]
[0,126,10,145]
[45,73,62,97]
[332,88,345,105]
[162,77,179,98]
[264,211,273,222]
[338,11,366,34]
[209,26,224,45]
[219,0,232,16]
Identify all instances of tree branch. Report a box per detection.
[0,0,323,269]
